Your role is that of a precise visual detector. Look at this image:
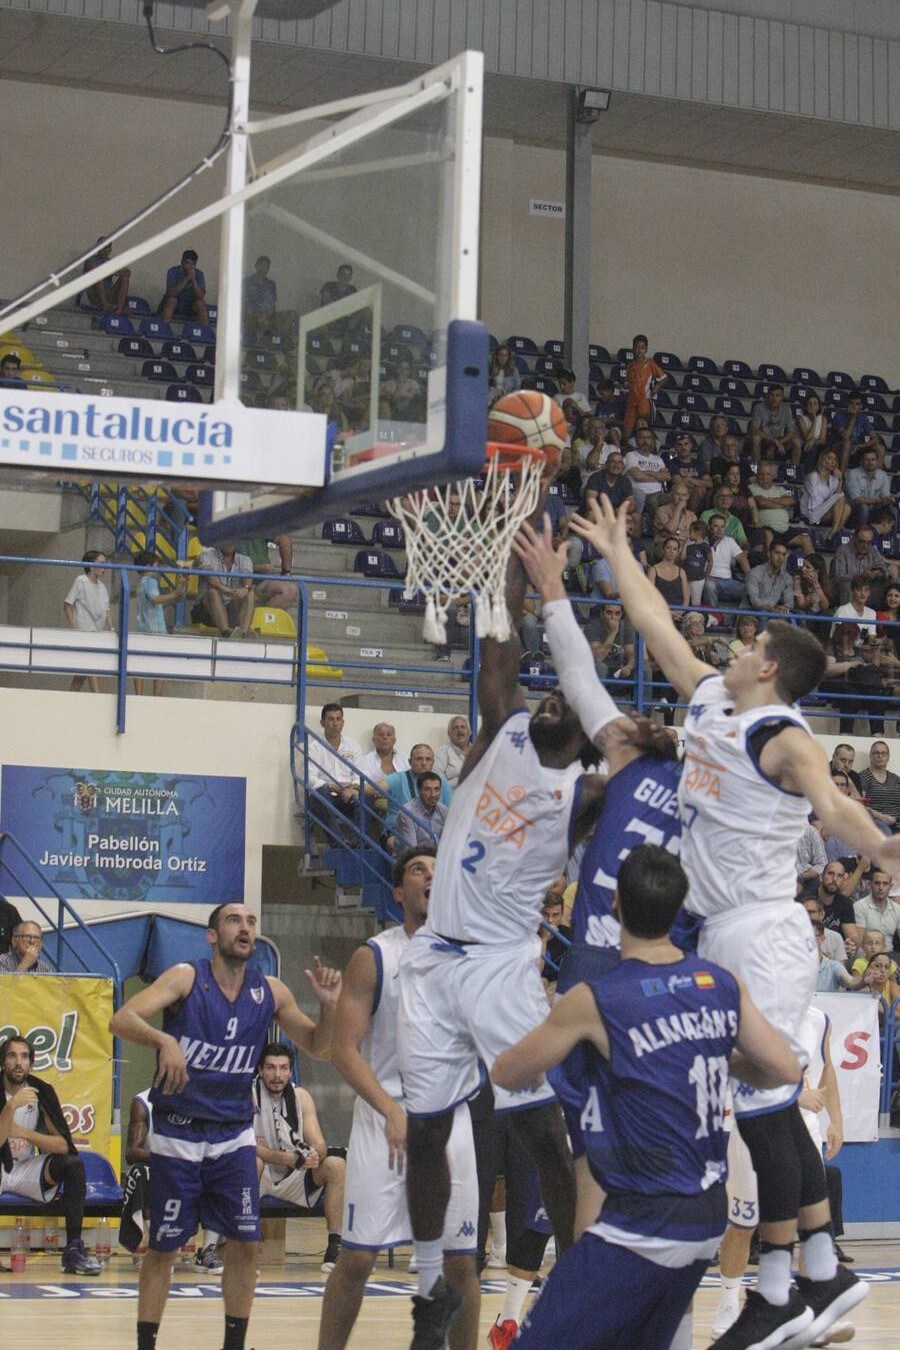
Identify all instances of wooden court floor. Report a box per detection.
[1,1237,897,1347]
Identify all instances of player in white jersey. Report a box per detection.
[397,551,606,1348]
[318,847,479,1350]
[569,496,900,1350]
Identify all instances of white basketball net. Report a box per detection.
[387,447,546,645]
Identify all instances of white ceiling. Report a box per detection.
[1,8,898,190]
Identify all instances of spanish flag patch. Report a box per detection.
[694,971,716,989]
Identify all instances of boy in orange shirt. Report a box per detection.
[623,333,667,439]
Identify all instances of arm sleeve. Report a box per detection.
[541,599,624,742]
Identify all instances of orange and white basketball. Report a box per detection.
[488,390,568,478]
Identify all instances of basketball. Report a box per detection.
[488,390,568,477]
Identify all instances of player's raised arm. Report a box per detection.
[109,963,196,1094]
[492,983,608,1091]
[268,957,342,1061]
[570,497,714,701]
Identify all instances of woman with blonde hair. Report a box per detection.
[799,448,851,538]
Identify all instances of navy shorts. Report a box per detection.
[149,1115,260,1251]
[515,1232,708,1350]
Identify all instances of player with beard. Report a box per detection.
[109,903,341,1350]
[397,546,607,1349]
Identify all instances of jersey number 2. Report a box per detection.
[461,840,485,874]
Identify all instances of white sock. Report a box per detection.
[490,1211,507,1248]
[669,1311,693,1350]
[500,1274,533,1325]
[800,1231,838,1283]
[756,1248,792,1306]
[414,1239,443,1299]
[203,1231,220,1249]
[718,1274,742,1302]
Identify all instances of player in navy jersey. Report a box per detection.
[569,495,900,1349]
[492,845,802,1350]
[110,902,341,1350]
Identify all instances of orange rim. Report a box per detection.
[483,440,548,474]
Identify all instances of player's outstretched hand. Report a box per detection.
[154,1034,189,1095]
[570,495,630,558]
[512,515,568,601]
[383,1101,408,1174]
[305,955,342,1008]
[874,834,900,884]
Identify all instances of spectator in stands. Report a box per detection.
[380,744,452,836]
[622,334,667,439]
[132,549,184,697]
[800,896,847,963]
[698,413,729,469]
[159,248,209,324]
[623,426,670,516]
[749,382,801,462]
[382,361,421,418]
[700,486,748,548]
[794,391,830,465]
[860,952,900,1018]
[243,255,277,335]
[844,447,893,526]
[574,416,618,486]
[799,448,851,537]
[194,541,255,638]
[679,610,731,668]
[796,821,827,885]
[0,921,52,974]
[801,861,860,941]
[663,433,712,515]
[831,744,863,795]
[681,518,712,606]
[833,576,878,637]
[812,922,861,992]
[487,344,521,405]
[651,480,696,553]
[647,536,689,608]
[434,716,471,788]
[859,742,900,832]
[709,432,748,490]
[0,1036,101,1274]
[868,505,900,566]
[792,553,834,620]
[821,624,884,736]
[592,379,624,440]
[539,891,572,987]
[582,602,634,680]
[0,898,21,954]
[854,870,900,949]
[64,549,113,694]
[748,459,798,550]
[745,540,794,613]
[554,368,591,415]
[0,353,25,386]
[583,448,633,514]
[851,930,896,978]
[702,513,749,606]
[728,612,761,658]
[306,703,363,838]
[359,723,410,781]
[81,236,130,315]
[876,581,900,663]
[720,462,756,537]
[394,772,448,850]
[235,535,298,613]
[833,524,890,592]
[253,1042,346,1273]
[831,389,884,470]
[319,263,356,308]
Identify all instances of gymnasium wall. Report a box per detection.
[1,78,897,384]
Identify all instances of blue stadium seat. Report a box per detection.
[202,345,217,365]
[758,363,788,383]
[182,322,216,345]
[370,520,405,549]
[588,362,606,383]
[718,376,750,399]
[777,462,802,486]
[125,295,152,316]
[789,385,814,406]
[118,336,153,358]
[166,383,204,402]
[863,392,889,413]
[588,344,611,364]
[507,335,539,356]
[141,359,178,382]
[161,339,197,363]
[824,389,848,409]
[353,548,402,578]
[323,518,366,545]
[139,317,173,340]
[792,366,823,386]
[654,390,674,410]
[342,337,371,359]
[671,411,705,433]
[860,374,891,394]
[543,339,565,359]
[653,350,683,372]
[101,313,134,336]
[689,355,719,376]
[352,501,391,518]
[678,391,710,412]
[535,355,561,377]
[185,363,214,387]
[391,323,428,347]
[684,373,714,394]
[244,347,276,372]
[869,412,888,433]
[891,434,900,454]
[616,346,635,364]
[265,332,289,353]
[384,342,414,365]
[722,359,752,379]
[240,370,261,393]
[513,354,532,374]
[714,395,747,418]
[826,371,854,390]
[528,375,558,395]
[520,654,556,691]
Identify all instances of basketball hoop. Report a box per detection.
[387,441,548,646]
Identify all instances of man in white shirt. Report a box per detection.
[553,369,591,415]
[306,704,363,837]
[702,513,750,605]
[64,549,113,694]
[358,723,410,782]
[832,577,877,637]
[623,427,670,515]
[854,869,900,949]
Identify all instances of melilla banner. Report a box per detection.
[0,975,114,1158]
[1,765,246,905]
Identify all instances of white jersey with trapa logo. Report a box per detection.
[679,675,813,919]
[359,925,409,1100]
[426,709,583,944]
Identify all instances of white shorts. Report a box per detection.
[725,1123,758,1229]
[342,1099,478,1252]
[0,1155,58,1202]
[259,1163,324,1211]
[699,901,816,1116]
[398,930,555,1115]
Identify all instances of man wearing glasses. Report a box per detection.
[0,922,53,974]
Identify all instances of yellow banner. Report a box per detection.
[0,975,114,1159]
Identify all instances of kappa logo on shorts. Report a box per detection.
[455,1221,475,1238]
[640,977,667,997]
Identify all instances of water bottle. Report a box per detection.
[11,1219,27,1273]
[179,1231,197,1267]
[43,1218,61,1253]
[95,1217,111,1264]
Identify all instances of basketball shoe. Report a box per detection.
[195,1243,224,1274]
[487,1316,518,1349]
[61,1238,102,1275]
[713,1287,812,1349]
[411,1276,462,1350]
[711,1295,741,1340]
[782,1268,867,1350]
